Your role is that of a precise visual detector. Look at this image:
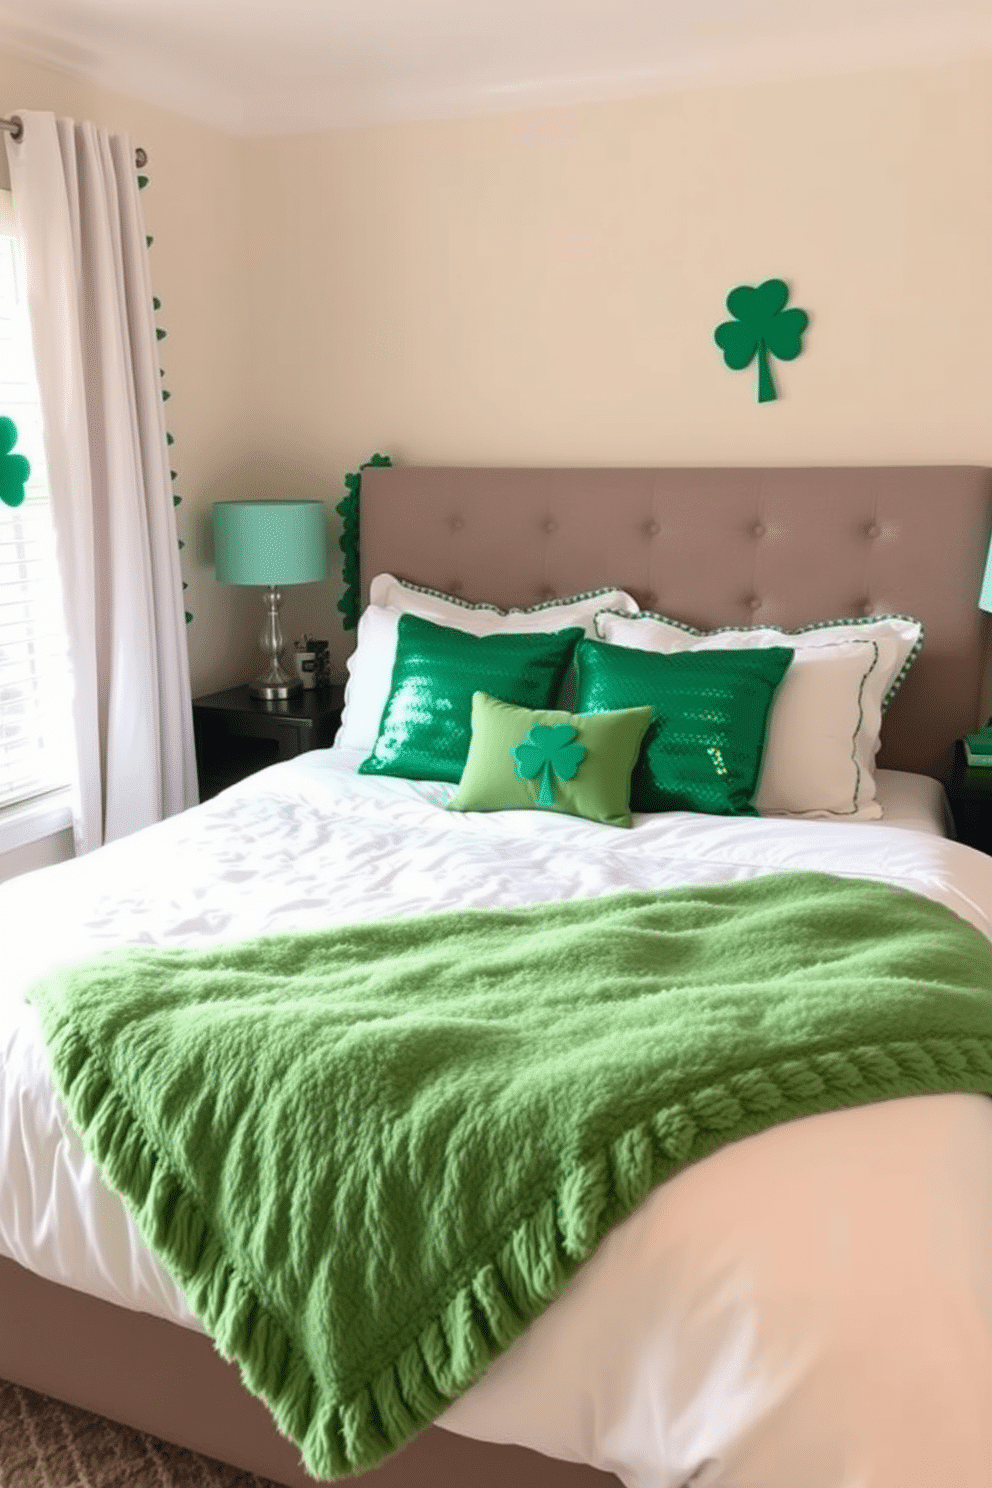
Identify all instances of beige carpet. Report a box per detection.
[0,1380,287,1488]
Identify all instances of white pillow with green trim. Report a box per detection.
[336,576,640,753]
[593,610,924,819]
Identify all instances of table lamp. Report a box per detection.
[965,537,992,764]
[213,500,328,700]
[980,539,992,619]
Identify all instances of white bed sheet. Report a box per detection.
[872,767,955,837]
[2,749,991,1488]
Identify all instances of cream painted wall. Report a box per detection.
[4,49,991,689]
[247,54,992,675]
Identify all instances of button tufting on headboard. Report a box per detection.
[357,465,992,779]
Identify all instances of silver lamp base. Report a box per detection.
[248,586,302,701]
[248,673,301,702]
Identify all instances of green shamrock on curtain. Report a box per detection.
[0,416,30,507]
[714,279,809,403]
[514,725,587,806]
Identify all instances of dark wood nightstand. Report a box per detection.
[193,683,345,801]
[947,739,992,853]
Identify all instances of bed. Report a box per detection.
[2,464,992,1488]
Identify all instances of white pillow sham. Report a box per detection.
[593,611,924,820]
[336,577,640,754]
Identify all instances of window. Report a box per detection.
[0,189,75,829]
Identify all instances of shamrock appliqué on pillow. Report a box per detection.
[514,724,587,806]
[0,416,30,508]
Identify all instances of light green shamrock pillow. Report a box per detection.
[449,692,655,829]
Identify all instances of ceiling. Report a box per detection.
[1,0,990,137]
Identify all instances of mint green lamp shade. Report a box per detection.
[213,500,327,587]
[212,501,328,701]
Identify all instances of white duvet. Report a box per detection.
[2,752,992,1488]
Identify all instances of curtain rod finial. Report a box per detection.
[1,116,144,166]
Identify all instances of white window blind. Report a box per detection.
[0,188,75,812]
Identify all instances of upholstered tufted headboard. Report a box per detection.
[359,466,992,781]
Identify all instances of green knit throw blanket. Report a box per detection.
[29,873,992,1478]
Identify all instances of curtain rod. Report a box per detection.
[0,115,146,167]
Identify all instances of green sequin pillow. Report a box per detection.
[358,614,584,784]
[449,692,656,828]
[573,638,794,815]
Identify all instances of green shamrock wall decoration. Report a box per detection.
[0,416,30,508]
[714,279,809,403]
[514,724,587,806]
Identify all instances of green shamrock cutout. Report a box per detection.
[514,724,587,806]
[0,416,30,508]
[714,279,809,403]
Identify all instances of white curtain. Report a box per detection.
[4,111,198,855]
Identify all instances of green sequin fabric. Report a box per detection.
[574,638,793,815]
[358,615,584,783]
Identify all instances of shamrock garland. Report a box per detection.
[139,159,192,624]
[714,279,809,403]
[336,452,392,630]
[0,416,30,508]
[514,724,587,806]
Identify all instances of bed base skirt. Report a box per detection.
[0,1256,621,1487]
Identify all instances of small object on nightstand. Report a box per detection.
[192,683,344,801]
[293,636,330,690]
[963,726,992,767]
[948,739,992,853]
